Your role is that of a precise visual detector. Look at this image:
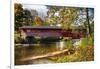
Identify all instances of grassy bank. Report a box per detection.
[49,36,94,63]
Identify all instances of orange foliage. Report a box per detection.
[34,16,43,26]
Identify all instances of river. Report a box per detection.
[15,39,81,65]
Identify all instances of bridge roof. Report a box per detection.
[20,26,62,30]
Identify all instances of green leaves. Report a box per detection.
[46,6,79,29]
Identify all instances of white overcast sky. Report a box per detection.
[22,4,48,20]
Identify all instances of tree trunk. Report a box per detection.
[86,8,91,36]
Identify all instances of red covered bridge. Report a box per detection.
[19,26,86,40]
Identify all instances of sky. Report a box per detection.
[22,4,48,20]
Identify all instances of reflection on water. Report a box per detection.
[15,39,81,65]
[56,41,65,50]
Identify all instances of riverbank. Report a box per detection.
[49,45,94,63]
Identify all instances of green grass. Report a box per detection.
[80,36,94,48]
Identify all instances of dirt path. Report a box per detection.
[20,49,69,61]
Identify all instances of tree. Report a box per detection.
[46,6,78,29]
[86,8,91,36]
[46,6,60,26]
[59,7,78,29]
[86,8,94,36]
[15,3,34,30]
[72,8,94,37]
[14,3,23,31]
[23,9,33,26]
[34,16,43,26]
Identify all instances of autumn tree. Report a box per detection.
[45,6,57,26]
[34,16,43,26]
[15,3,23,31]
[46,6,78,29]
[15,3,34,31]
[59,7,78,29]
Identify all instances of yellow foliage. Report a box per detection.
[34,16,43,26]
